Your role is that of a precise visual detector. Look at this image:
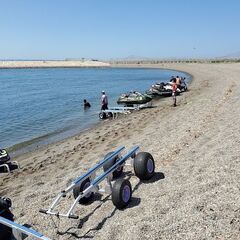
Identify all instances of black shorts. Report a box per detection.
[101,104,108,110]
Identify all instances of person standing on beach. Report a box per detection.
[101,91,108,110]
[172,79,177,107]
[176,76,181,87]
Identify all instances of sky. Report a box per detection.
[0,0,240,59]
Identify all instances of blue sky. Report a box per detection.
[0,0,240,59]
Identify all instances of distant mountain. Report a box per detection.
[220,51,240,59]
[110,55,153,61]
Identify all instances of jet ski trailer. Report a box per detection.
[0,216,50,240]
[40,146,155,219]
[99,106,138,119]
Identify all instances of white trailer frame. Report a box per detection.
[99,102,153,119]
[40,146,140,219]
[0,216,50,240]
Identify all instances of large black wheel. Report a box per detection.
[0,199,14,240]
[107,112,113,118]
[112,179,132,209]
[0,212,13,240]
[133,152,155,180]
[73,178,94,204]
[99,112,106,120]
[103,152,123,179]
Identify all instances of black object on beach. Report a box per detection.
[0,149,19,173]
[0,149,10,164]
[0,197,14,240]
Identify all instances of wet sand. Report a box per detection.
[1,63,240,239]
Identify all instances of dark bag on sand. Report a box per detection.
[0,197,14,240]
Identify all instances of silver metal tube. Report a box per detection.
[0,216,51,240]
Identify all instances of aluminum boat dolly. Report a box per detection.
[40,146,155,219]
[99,103,153,119]
[0,216,50,240]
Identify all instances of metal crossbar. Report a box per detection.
[0,216,50,240]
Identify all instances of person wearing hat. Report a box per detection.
[101,91,108,110]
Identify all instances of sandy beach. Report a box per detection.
[0,60,110,68]
[1,63,240,239]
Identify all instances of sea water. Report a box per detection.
[0,67,191,153]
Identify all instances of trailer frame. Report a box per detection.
[40,146,143,219]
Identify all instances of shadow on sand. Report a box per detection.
[57,171,165,239]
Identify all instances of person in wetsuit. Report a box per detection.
[83,99,91,108]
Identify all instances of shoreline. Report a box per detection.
[4,66,192,157]
[1,63,240,239]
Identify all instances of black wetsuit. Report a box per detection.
[84,102,91,108]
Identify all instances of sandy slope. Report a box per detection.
[0,63,240,240]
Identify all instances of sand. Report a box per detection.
[1,63,240,239]
[0,60,110,68]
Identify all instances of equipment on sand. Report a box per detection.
[99,104,153,120]
[0,149,19,173]
[99,106,137,119]
[40,146,155,219]
[117,91,152,106]
[147,82,182,97]
[0,216,50,240]
[0,197,50,240]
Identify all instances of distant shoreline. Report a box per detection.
[0,60,110,69]
[1,58,240,69]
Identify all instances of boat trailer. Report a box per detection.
[99,106,136,119]
[40,146,155,219]
[99,102,153,119]
[0,216,50,240]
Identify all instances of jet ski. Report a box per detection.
[117,91,152,106]
[147,82,180,97]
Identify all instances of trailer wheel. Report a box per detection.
[99,112,106,119]
[73,178,94,204]
[103,152,123,179]
[134,152,155,180]
[112,179,132,209]
[107,112,113,118]
[0,209,14,240]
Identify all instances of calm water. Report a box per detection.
[0,67,191,153]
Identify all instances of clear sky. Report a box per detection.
[0,0,240,59]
